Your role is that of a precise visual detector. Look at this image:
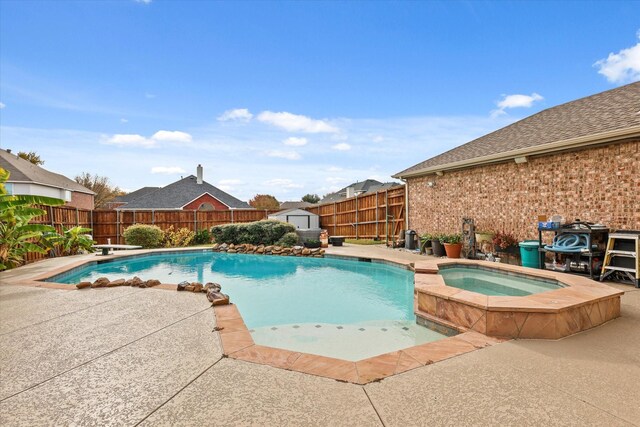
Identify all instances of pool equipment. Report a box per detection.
[544,233,590,252]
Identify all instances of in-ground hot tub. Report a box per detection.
[414,260,623,340]
[438,265,563,296]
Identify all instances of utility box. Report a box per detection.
[405,230,417,250]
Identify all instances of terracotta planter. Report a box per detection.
[444,243,462,258]
[432,239,446,257]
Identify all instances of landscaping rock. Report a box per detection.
[146,279,161,287]
[206,289,230,305]
[76,281,91,289]
[227,249,237,254]
[91,277,110,288]
[302,248,311,256]
[177,281,189,291]
[107,279,126,287]
[130,276,144,287]
[205,282,222,292]
[185,285,195,292]
[212,243,220,250]
[192,282,203,293]
[256,246,264,254]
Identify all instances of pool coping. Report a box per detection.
[414,258,624,339]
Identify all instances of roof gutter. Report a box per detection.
[394,125,640,179]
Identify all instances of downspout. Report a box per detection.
[402,178,409,231]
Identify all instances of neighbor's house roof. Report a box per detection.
[0,149,95,195]
[269,208,318,216]
[320,180,402,203]
[394,82,640,178]
[112,186,160,204]
[279,201,315,210]
[117,175,250,210]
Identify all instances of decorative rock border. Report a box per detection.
[76,276,231,306]
[211,243,325,257]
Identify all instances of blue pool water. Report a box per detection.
[439,266,561,296]
[50,251,451,360]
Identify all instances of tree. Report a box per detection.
[74,172,125,209]
[0,168,64,270]
[17,151,44,166]
[249,194,280,210]
[301,193,320,204]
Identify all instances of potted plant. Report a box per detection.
[420,233,433,255]
[492,231,519,254]
[441,233,463,258]
[431,234,446,257]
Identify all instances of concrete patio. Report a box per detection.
[1,245,639,426]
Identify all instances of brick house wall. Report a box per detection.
[68,191,94,210]
[407,139,640,240]
[182,193,228,210]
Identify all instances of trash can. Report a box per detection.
[519,240,541,268]
[405,230,417,250]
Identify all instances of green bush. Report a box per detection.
[193,229,211,245]
[211,220,296,246]
[123,224,164,248]
[440,233,462,244]
[276,232,299,247]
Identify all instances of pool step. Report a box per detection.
[415,309,464,335]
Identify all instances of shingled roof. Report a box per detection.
[117,175,250,210]
[0,150,95,194]
[395,82,640,178]
[112,186,160,203]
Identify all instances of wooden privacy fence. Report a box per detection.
[25,206,276,262]
[306,186,406,240]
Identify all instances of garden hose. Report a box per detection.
[544,234,589,253]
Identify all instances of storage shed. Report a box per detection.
[268,208,320,229]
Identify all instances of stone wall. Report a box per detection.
[406,139,640,240]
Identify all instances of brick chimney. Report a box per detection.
[197,164,203,184]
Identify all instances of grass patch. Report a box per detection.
[344,239,383,245]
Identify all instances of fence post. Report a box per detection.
[385,190,389,245]
[90,209,93,235]
[133,210,136,224]
[231,209,234,223]
[152,210,155,225]
[75,207,79,226]
[330,203,335,236]
[116,210,120,244]
[194,210,197,232]
[49,206,54,227]
[355,194,358,240]
[375,191,379,239]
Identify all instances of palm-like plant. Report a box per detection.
[0,168,64,270]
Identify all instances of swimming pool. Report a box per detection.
[50,251,452,360]
[438,265,562,296]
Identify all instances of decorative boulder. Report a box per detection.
[76,281,91,289]
[205,282,222,292]
[192,282,203,293]
[146,279,161,287]
[129,276,144,287]
[107,279,126,287]
[206,289,230,305]
[91,277,110,288]
[177,281,189,291]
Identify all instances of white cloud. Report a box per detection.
[326,176,350,185]
[283,136,308,146]
[594,31,640,84]
[151,166,186,174]
[151,130,192,143]
[372,135,384,143]
[331,142,351,151]
[218,179,244,185]
[145,92,156,99]
[0,102,5,109]
[257,111,338,133]
[105,134,156,148]
[217,108,253,122]
[120,118,128,123]
[135,0,152,3]
[263,178,303,189]
[266,150,301,160]
[492,93,543,117]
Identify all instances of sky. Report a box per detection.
[1,0,639,201]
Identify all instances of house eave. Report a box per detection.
[394,125,640,179]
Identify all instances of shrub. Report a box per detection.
[193,229,212,245]
[123,224,164,248]
[162,226,195,247]
[210,220,296,246]
[276,232,299,247]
